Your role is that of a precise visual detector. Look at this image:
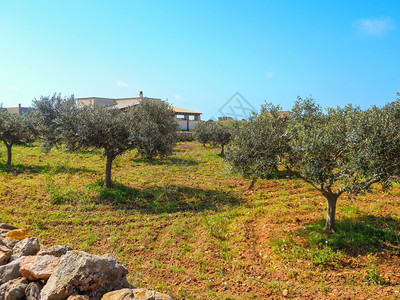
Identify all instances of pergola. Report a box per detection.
[172,106,202,131]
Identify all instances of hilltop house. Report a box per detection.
[77,92,201,131]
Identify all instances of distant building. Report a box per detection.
[77,91,201,131]
[5,104,30,116]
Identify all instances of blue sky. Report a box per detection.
[0,0,399,119]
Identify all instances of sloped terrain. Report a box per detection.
[0,142,399,299]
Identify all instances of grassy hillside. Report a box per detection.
[0,142,399,299]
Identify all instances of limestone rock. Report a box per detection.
[0,237,18,249]
[0,229,11,237]
[40,250,130,300]
[282,288,289,297]
[6,228,29,240]
[101,288,173,300]
[26,281,44,300]
[67,296,90,300]
[10,237,40,261]
[0,277,29,300]
[20,254,60,281]
[38,245,73,257]
[0,224,18,241]
[0,244,12,265]
[0,256,24,285]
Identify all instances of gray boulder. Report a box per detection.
[0,277,29,300]
[0,256,24,285]
[40,250,130,300]
[0,237,18,249]
[10,237,40,261]
[26,281,44,300]
[38,245,73,257]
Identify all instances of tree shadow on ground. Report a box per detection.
[248,171,292,189]
[88,182,242,214]
[130,156,199,166]
[0,162,93,175]
[297,215,400,257]
[15,140,36,147]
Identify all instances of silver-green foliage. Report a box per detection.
[225,104,288,177]
[193,119,236,154]
[60,105,133,158]
[129,99,178,159]
[31,93,76,151]
[193,120,215,146]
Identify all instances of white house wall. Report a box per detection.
[177,120,199,131]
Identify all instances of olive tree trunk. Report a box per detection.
[104,155,114,188]
[325,193,339,231]
[5,143,12,165]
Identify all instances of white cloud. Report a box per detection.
[352,17,395,36]
[117,80,128,87]
[8,85,20,92]
[174,94,182,101]
[265,71,274,79]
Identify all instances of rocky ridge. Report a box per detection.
[0,223,172,300]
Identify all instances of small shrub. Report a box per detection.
[271,234,345,269]
[310,245,345,268]
[204,214,230,240]
[364,256,386,285]
[87,181,137,205]
[45,179,78,205]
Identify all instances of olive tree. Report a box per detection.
[226,104,288,179]
[226,96,400,231]
[193,119,236,154]
[129,99,178,160]
[0,108,31,165]
[193,120,215,146]
[212,119,237,154]
[34,97,178,188]
[58,105,135,188]
[31,93,76,151]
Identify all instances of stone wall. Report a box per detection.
[0,223,172,300]
[176,131,195,141]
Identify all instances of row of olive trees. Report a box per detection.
[1,94,178,188]
[0,94,80,166]
[3,93,400,229]
[225,94,400,231]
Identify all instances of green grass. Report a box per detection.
[1,141,400,299]
[298,217,400,255]
[271,215,400,272]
